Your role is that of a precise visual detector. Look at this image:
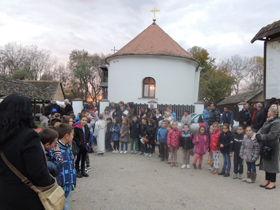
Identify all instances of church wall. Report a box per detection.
[107,55,199,105]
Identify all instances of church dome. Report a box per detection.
[106,23,196,63]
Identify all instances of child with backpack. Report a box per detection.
[110,118,121,153]
[192,126,209,169]
[180,124,193,169]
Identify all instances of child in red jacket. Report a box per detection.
[210,122,222,174]
[167,121,182,167]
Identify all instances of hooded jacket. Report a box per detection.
[157,127,167,143]
[73,123,91,151]
[167,128,182,147]
[208,108,221,126]
[217,131,234,154]
[239,134,260,163]
[193,133,209,155]
[230,133,244,154]
[110,124,121,141]
[146,125,157,143]
[180,130,193,149]
[130,120,140,138]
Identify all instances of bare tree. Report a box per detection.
[244,56,264,91]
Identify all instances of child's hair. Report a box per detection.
[172,121,178,125]
[53,113,61,119]
[69,113,76,121]
[132,115,137,119]
[80,115,87,121]
[245,125,253,130]
[142,117,148,122]
[107,117,112,122]
[56,123,74,139]
[223,123,230,129]
[99,114,103,119]
[238,125,244,130]
[81,109,89,115]
[114,117,120,125]
[148,119,155,126]
[199,126,206,134]
[50,118,62,126]
[183,124,189,128]
[39,127,59,145]
[212,122,219,126]
[123,117,129,124]
[61,115,70,124]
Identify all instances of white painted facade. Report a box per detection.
[107,55,201,105]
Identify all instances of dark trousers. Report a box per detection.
[266,172,277,182]
[141,142,147,153]
[234,152,243,174]
[105,139,112,150]
[75,150,87,172]
[113,141,119,150]
[159,142,168,160]
[138,137,141,151]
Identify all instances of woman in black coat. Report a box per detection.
[0,94,53,210]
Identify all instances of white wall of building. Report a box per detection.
[107,55,200,105]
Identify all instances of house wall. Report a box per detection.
[107,55,199,105]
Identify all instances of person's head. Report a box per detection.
[184,110,189,116]
[245,126,253,136]
[256,103,263,111]
[224,107,229,113]
[206,104,211,110]
[209,125,213,133]
[94,106,98,111]
[141,117,147,124]
[81,109,90,117]
[237,125,244,135]
[243,103,249,110]
[172,121,178,129]
[119,101,124,107]
[132,116,137,122]
[64,99,69,105]
[199,126,206,134]
[167,124,172,131]
[44,110,51,118]
[106,118,112,125]
[253,104,257,109]
[212,122,219,131]
[211,103,216,110]
[88,106,95,114]
[139,109,145,116]
[52,99,56,104]
[183,124,190,133]
[56,123,74,144]
[83,100,87,106]
[113,117,120,125]
[98,114,103,120]
[270,97,277,105]
[148,119,154,126]
[0,94,37,149]
[156,109,161,115]
[104,108,110,115]
[39,127,59,151]
[122,117,129,125]
[161,120,167,128]
[80,115,87,127]
[164,111,171,118]
[222,123,230,133]
[268,104,278,118]
[62,115,70,124]
[150,104,154,109]
[69,113,76,121]
[50,118,62,127]
[53,113,61,119]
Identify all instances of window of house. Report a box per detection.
[143,77,155,98]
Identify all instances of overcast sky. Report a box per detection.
[0,0,279,64]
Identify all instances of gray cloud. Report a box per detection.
[0,0,279,64]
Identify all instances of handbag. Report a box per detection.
[260,141,273,161]
[71,141,80,156]
[0,151,66,210]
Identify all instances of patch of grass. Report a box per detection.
[35,121,41,128]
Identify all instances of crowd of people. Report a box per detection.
[0,95,280,210]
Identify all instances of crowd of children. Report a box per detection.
[38,101,263,210]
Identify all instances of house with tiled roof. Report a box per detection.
[104,20,202,105]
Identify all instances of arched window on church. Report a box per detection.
[143,77,155,98]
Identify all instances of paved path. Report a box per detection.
[70,146,280,210]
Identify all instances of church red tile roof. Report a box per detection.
[107,23,195,61]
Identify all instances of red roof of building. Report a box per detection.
[106,23,195,62]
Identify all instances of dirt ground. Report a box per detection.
[70,145,280,210]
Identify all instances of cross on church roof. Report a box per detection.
[150,5,160,22]
[111,46,118,53]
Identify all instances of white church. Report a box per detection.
[102,17,202,106]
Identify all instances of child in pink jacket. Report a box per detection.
[192,126,209,169]
[167,121,182,167]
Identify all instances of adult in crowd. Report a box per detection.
[167,106,177,121]
[46,98,61,115]
[181,110,191,127]
[220,107,234,129]
[127,102,136,122]
[155,109,163,126]
[64,99,73,115]
[150,104,156,115]
[40,110,51,130]
[102,107,112,121]
[257,105,280,190]
[252,104,257,123]
[83,100,89,109]
[112,105,122,122]
[164,111,174,124]
[253,103,265,132]
[138,109,146,120]
[0,94,53,209]
[208,103,220,127]
[88,105,98,125]
[202,104,211,132]
[263,97,277,122]
[238,103,252,127]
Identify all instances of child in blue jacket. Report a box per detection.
[110,118,121,153]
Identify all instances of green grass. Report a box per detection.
[35,121,41,128]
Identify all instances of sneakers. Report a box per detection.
[144,153,148,157]
[139,152,143,155]
[124,151,127,154]
[186,164,190,169]
[134,151,137,154]
[82,171,89,177]
[76,172,82,178]
[224,173,230,177]
[233,174,237,179]
[148,153,152,157]
[192,163,197,169]
[115,150,119,154]
[239,174,243,179]
[120,151,123,154]
[112,150,116,153]
[181,164,187,169]
[208,166,214,171]
[131,150,134,154]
